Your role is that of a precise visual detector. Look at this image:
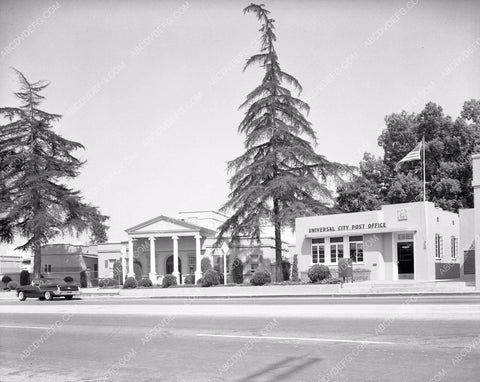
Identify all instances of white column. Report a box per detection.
[149,237,157,283]
[121,245,127,284]
[472,154,480,290]
[172,235,180,283]
[127,237,135,277]
[194,234,202,282]
[392,232,398,280]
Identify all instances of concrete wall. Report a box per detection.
[472,154,480,289]
[363,233,385,281]
[435,263,460,279]
[428,204,460,280]
[459,209,474,276]
[383,233,395,280]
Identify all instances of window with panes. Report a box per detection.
[330,237,344,263]
[450,236,458,259]
[349,236,363,263]
[311,238,325,264]
[435,234,443,258]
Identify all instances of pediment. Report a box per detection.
[125,215,215,235]
[132,220,195,233]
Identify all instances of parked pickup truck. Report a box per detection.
[16,279,80,301]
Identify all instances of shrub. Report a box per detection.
[20,270,30,286]
[308,264,331,283]
[98,278,119,288]
[123,277,138,289]
[64,276,74,283]
[196,278,203,285]
[112,260,123,282]
[184,274,195,285]
[80,270,87,287]
[138,278,153,287]
[202,269,220,287]
[250,270,271,286]
[291,255,299,282]
[201,257,212,273]
[1,275,12,284]
[7,280,18,290]
[281,260,291,281]
[216,270,224,285]
[320,277,342,284]
[232,257,243,284]
[162,274,177,288]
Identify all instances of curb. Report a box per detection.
[48,291,480,299]
[1,290,479,301]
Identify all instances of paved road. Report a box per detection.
[1,296,479,382]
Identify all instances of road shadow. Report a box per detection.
[235,355,322,382]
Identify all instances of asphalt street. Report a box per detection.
[0,296,479,382]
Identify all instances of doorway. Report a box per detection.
[397,242,414,278]
[166,255,182,278]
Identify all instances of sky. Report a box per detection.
[1,0,479,243]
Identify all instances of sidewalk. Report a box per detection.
[1,281,479,300]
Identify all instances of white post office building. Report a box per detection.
[295,202,461,281]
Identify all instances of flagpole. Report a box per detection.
[422,135,428,256]
[422,135,426,202]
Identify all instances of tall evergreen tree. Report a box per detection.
[0,69,109,278]
[216,4,345,280]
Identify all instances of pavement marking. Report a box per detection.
[196,333,396,345]
[0,325,47,330]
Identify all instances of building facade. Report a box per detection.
[296,202,461,281]
[98,210,292,284]
[470,154,480,289]
[40,244,98,285]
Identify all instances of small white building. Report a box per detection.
[295,202,461,281]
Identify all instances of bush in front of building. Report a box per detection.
[162,275,178,288]
[1,275,12,284]
[250,270,272,286]
[216,270,224,285]
[138,278,153,287]
[281,260,291,281]
[201,257,212,273]
[202,269,220,287]
[308,264,331,283]
[291,255,299,282]
[123,277,138,289]
[64,276,74,283]
[98,278,119,288]
[319,277,342,284]
[112,260,123,284]
[7,280,18,291]
[196,278,203,285]
[20,270,30,286]
[80,270,87,288]
[232,257,244,284]
[184,274,195,285]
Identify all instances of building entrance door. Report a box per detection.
[397,242,414,276]
[166,255,182,277]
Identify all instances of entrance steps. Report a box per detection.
[340,280,476,294]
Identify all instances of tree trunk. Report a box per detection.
[33,244,41,279]
[273,198,283,282]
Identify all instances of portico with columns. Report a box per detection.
[123,215,216,284]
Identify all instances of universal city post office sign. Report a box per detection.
[308,222,387,234]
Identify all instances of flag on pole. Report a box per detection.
[395,142,422,170]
